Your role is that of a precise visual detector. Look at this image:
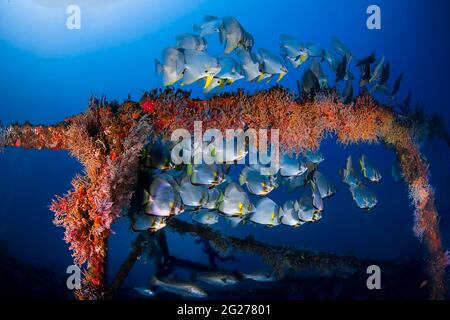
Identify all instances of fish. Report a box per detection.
[340,155,361,187]
[144,175,183,217]
[236,48,263,82]
[323,49,340,71]
[391,161,402,183]
[311,181,324,213]
[213,134,249,163]
[143,141,172,170]
[256,48,288,82]
[296,195,315,222]
[132,211,167,232]
[202,188,223,209]
[218,183,254,216]
[241,273,276,282]
[220,16,254,53]
[310,58,327,87]
[370,56,385,84]
[193,15,223,37]
[380,61,390,86]
[190,164,225,187]
[356,53,376,68]
[342,75,354,104]
[197,271,240,286]
[335,55,347,82]
[279,153,308,177]
[239,166,278,196]
[304,149,324,164]
[134,287,156,297]
[203,77,228,93]
[249,197,280,227]
[313,170,337,198]
[155,47,185,86]
[304,43,324,58]
[357,53,375,87]
[280,200,303,227]
[302,68,320,95]
[176,33,207,51]
[178,175,207,207]
[331,36,352,62]
[349,183,378,210]
[359,154,382,183]
[283,170,308,192]
[391,73,403,97]
[224,216,244,228]
[205,54,244,90]
[182,49,221,88]
[279,34,309,68]
[151,276,207,298]
[191,209,219,225]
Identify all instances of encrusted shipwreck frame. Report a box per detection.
[1,87,446,299]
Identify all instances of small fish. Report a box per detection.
[202,188,223,209]
[313,171,337,198]
[302,68,320,95]
[236,48,263,82]
[178,175,207,207]
[176,33,207,51]
[209,54,244,88]
[134,287,156,297]
[143,141,172,170]
[283,171,308,192]
[335,55,347,82]
[419,280,428,289]
[296,195,315,222]
[192,209,219,225]
[279,153,308,177]
[280,200,303,227]
[356,53,375,87]
[304,149,324,164]
[349,183,378,210]
[155,47,185,86]
[331,36,352,62]
[310,58,327,87]
[391,73,403,97]
[190,164,225,187]
[311,181,324,213]
[132,211,167,232]
[342,75,354,104]
[279,34,309,68]
[220,16,254,53]
[218,183,254,216]
[370,55,385,83]
[380,61,390,86]
[197,271,240,286]
[359,154,382,183]
[193,15,223,37]
[249,197,280,227]
[356,53,376,68]
[182,49,221,88]
[256,48,288,82]
[241,273,276,282]
[239,166,277,196]
[151,276,207,298]
[144,175,183,217]
[323,49,340,71]
[340,155,361,187]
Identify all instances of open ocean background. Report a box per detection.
[0,0,449,298]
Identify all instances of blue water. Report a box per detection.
[0,0,449,296]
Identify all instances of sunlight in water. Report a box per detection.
[0,0,205,55]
